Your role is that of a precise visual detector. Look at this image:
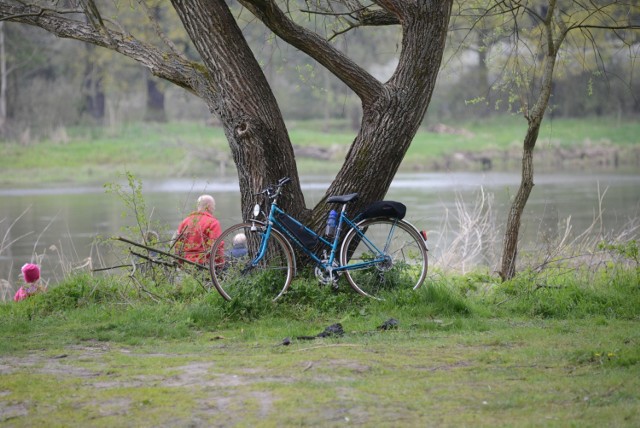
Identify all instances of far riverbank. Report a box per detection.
[1,117,638,187]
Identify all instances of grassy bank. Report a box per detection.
[1,116,638,186]
[1,261,638,426]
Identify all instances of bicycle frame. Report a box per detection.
[249,191,397,275]
[210,177,428,301]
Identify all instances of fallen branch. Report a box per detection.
[129,249,176,268]
[114,236,208,270]
[92,264,132,272]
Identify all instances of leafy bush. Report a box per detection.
[494,267,640,319]
[22,274,125,316]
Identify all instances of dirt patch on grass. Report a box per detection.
[0,345,301,424]
[0,401,29,422]
[0,344,391,425]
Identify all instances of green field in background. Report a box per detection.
[1,116,638,186]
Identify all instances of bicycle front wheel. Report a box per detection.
[340,218,428,299]
[210,222,295,301]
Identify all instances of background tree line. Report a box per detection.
[1,1,638,142]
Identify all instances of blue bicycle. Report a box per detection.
[209,177,428,301]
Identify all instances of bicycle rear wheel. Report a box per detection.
[340,218,428,299]
[210,222,295,301]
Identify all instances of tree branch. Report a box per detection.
[238,0,385,105]
[0,4,82,21]
[136,0,187,61]
[570,23,640,31]
[0,2,210,97]
[300,3,399,40]
[373,0,403,15]
[302,4,399,26]
[80,0,114,46]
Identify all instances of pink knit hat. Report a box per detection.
[21,263,40,283]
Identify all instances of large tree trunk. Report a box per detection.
[0,0,452,232]
[170,0,307,221]
[318,5,452,222]
[173,0,452,229]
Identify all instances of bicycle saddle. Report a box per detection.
[327,193,359,204]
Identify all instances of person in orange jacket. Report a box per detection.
[174,195,223,265]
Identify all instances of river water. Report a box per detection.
[1,172,639,292]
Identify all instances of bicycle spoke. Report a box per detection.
[341,218,428,299]
[210,223,294,301]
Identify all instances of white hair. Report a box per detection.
[197,195,216,213]
[233,233,247,246]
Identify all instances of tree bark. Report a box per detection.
[242,0,453,227]
[320,2,453,223]
[499,122,538,281]
[169,0,307,221]
[498,1,562,280]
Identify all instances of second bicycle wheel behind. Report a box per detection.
[340,218,428,299]
[209,223,295,301]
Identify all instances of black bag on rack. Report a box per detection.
[358,201,406,221]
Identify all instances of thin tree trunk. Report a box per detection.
[499,122,539,280]
[499,1,561,281]
[476,46,490,117]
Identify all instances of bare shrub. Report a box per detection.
[1,209,34,300]
[431,184,639,281]
[0,279,11,302]
[522,184,638,267]
[1,208,99,298]
[431,187,500,274]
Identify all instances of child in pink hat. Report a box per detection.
[13,263,44,302]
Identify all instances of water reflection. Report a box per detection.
[1,172,639,292]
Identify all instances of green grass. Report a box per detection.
[411,115,640,156]
[0,122,230,185]
[0,265,638,426]
[1,116,638,186]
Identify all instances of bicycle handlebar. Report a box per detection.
[254,177,291,199]
[278,177,291,186]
